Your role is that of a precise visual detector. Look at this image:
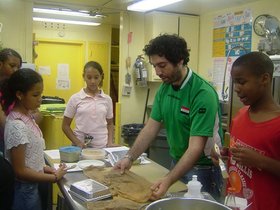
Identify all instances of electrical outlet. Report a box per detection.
[122,85,132,96]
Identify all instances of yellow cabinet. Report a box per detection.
[40,115,71,149]
[144,11,179,42]
[179,15,200,71]
[39,114,74,205]
[144,12,179,82]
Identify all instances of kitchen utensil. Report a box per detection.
[65,164,77,171]
[77,159,105,169]
[84,134,93,146]
[81,148,106,160]
[144,197,231,210]
[214,143,229,179]
[69,179,111,202]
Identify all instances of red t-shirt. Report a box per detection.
[228,106,280,210]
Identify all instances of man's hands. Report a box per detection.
[113,156,133,174]
[149,176,172,200]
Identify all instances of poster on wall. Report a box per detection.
[212,9,252,101]
[56,64,70,89]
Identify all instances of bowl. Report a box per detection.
[144,197,231,210]
[59,146,81,162]
[81,148,106,160]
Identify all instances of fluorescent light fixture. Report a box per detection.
[33,8,93,18]
[127,0,183,12]
[33,17,101,26]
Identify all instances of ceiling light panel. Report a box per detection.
[33,17,101,26]
[127,0,183,12]
[33,7,101,26]
[33,8,94,18]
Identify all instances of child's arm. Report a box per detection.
[10,144,67,182]
[258,155,280,177]
[62,116,85,148]
[231,146,280,177]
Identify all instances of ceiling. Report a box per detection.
[32,0,261,26]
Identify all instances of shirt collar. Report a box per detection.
[9,111,32,124]
[79,88,106,99]
[180,68,193,89]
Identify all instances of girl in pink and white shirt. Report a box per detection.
[62,61,115,148]
[2,69,66,210]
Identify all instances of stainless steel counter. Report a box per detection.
[44,151,186,210]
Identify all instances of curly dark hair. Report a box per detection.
[143,34,190,66]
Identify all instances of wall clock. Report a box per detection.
[253,14,269,37]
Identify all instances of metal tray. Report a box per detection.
[69,179,111,200]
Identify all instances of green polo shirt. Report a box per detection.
[151,69,223,165]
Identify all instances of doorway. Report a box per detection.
[110,28,120,119]
[34,39,85,102]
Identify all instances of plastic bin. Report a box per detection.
[148,129,172,169]
[121,123,144,146]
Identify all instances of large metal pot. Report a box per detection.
[144,197,231,210]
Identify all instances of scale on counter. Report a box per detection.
[104,146,130,166]
[69,179,112,202]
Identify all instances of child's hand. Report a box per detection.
[43,165,56,174]
[230,145,262,168]
[211,146,229,166]
[54,163,67,181]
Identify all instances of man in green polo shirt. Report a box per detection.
[114,34,223,201]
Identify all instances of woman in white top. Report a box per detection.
[2,68,67,210]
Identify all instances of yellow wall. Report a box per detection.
[33,22,113,99]
[119,13,159,122]
[34,39,85,102]
[198,0,280,80]
[0,0,33,62]
[117,0,280,142]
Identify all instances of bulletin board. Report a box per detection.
[212,9,252,101]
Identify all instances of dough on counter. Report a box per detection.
[83,166,152,203]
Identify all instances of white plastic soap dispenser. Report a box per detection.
[184,175,203,198]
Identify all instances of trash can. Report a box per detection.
[121,123,144,147]
[148,128,172,169]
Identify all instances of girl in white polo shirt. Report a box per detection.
[62,61,115,148]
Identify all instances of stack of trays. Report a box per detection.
[69,179,112,202]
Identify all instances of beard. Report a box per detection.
[167,66,183,85]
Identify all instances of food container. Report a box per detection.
[144,197,231,210]
[59,146,81,162]
[81,148,106,160]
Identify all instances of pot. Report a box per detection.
[144,197,231,210]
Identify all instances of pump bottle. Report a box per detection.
[184,175,203,198]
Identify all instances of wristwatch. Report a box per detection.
[123,154,134,162]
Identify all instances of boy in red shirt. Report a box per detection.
[228,51,280,210]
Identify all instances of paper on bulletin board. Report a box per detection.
[57,64,69,80]
[212,9,252,57]
[56,79,70,89]
[38,66,51,75]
